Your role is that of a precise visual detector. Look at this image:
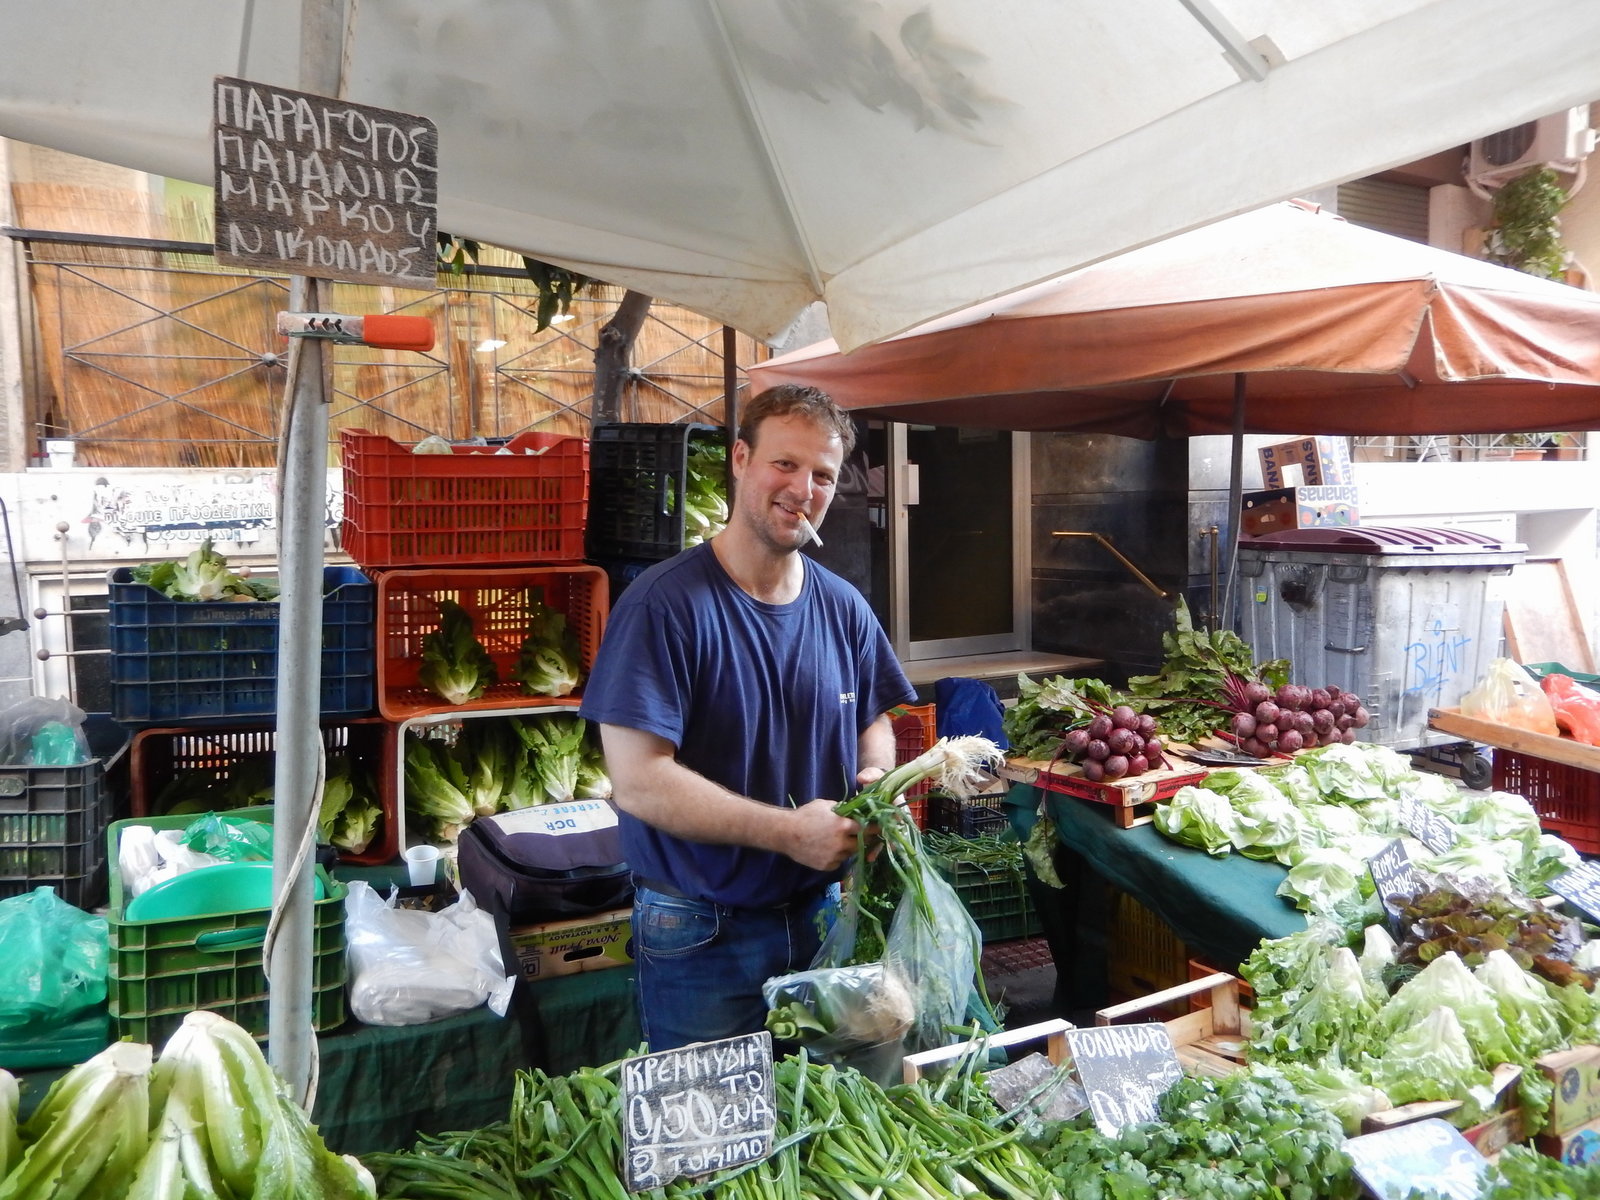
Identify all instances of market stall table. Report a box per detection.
[1003,784,1307,1010]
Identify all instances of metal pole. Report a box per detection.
[268,0,344,1104]
[1221,373,1246,632]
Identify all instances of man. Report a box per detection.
[579,384,917,1051]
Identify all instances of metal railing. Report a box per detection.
[1351,432,1588,462]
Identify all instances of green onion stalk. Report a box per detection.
[833,736,1007,1016]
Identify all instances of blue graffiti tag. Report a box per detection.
[1405,618,1472,698]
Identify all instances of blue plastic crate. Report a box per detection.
[107,565,375,726]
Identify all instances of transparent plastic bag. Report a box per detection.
[0,696,90,767]
[0,886,108,1031]
[1459,658,1560,735]
[763,856,992,1085]
[343,879,515,1025]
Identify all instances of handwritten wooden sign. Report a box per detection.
[1368,838,1421,927]
[620,1032,775,1192]
[1065,1023,1183,1136]
[1549,860,1600,924]
[1395,797,1458,855]
[1344,1118,1487,1200]
[213,76,438,288]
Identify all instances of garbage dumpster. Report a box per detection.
[1236,526,1525,750]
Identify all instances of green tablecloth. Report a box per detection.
[312,964,640,1155]
[1003,784,1306,1008]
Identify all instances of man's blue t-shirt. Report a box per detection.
[578,543,916,909]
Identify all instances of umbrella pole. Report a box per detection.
[267,0,344,1106]
[1222,373,1246,631]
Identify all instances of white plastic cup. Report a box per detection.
[403,844,441,887]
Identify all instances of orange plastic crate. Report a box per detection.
[1493,748,1600,854]
[340,429,588,569]
[892,703,938,826]
[377,565,608,721]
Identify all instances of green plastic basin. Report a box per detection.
[125,861,326,923]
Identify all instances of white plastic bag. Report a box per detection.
[117,825,229,897]
[343,879,515,1026]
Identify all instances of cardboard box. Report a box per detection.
[1536,1044,1600,1134]
[1241,485,1361,537]
[509,908,633,981]
[1258,436,1353,488]
[1534,1116,1600,1167]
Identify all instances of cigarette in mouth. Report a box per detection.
[797,512,824,547]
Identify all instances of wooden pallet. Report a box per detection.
[1095,973,1249,1079]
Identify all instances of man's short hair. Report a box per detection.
[738,385,857,455]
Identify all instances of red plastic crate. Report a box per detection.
[1493,748,1600,854]
[892,703,937,827]
[128,719,397,865]
[377,565,608,721]
[340,428,589,569]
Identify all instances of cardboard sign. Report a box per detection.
[213,76,438,287]
[1258,437,1353,489]
[1368,838,1422,924]
[1549,860,1600,924]
[621,1032,775,1192]
[1065,1023,1184,1136]
[1395,797,1459,855]
[1345,1118,1487,1200]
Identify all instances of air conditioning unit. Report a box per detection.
[1467,105,1596,187]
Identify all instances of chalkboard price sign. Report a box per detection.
[1395,797,1458,855]
[1065,1023,1184,1136]
[1368,838,1421,924]
[1549,860,1600,924]
[213,76,439,288]
[620,1032,776,1193]
[1345,1118,1487,1200]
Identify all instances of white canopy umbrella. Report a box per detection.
[4,1,1600,351]
[7,0,1600,1099]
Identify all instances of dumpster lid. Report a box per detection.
[1241,526,1526,554]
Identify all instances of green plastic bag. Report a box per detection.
[179,813,275,862]
[0,886,108,1031]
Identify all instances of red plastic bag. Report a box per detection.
[1542,673,1600,746]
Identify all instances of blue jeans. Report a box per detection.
[632,883,837,1053]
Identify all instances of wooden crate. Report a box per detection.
[1002,757,1207,828]
[901,1018,1072,1086]
[1095,973,1249,1080]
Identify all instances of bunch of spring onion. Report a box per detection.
[366,1051,1062,1200]
[766,736,1007,1063]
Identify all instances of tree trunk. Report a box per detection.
[591,290,653,428]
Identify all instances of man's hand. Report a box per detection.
[784,799,864,872]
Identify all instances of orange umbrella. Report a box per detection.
[750,200,1600,438]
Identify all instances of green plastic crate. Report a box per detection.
[104,807,346,1046]
[935,856,1041,944]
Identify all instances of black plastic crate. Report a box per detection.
[586,423,728,562]
[926,791,1009,838]
[0,759,110,908]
